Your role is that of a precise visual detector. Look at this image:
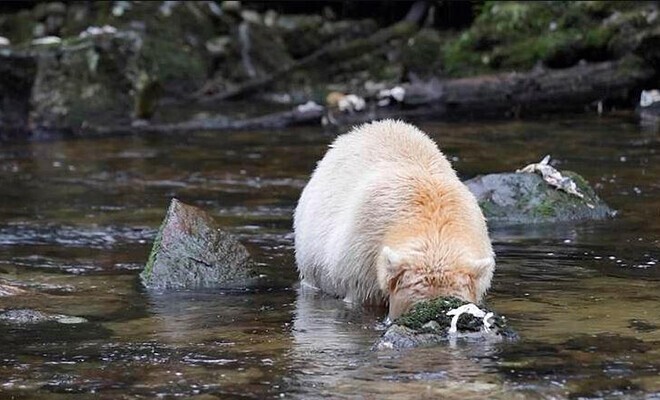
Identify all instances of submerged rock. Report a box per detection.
[140,198,254,290]
[466,170,614,225]
[0,308,87,324]
[375,297,517,350]
[0,309,110,345]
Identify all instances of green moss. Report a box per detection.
[442,32,491,77]
[395,297,468,331]
[141,37,205,85]
[478,200,501,219]
[140,208,168,282]
[562,170,591,192]
[534,198,557,218]
[441,1,646,77]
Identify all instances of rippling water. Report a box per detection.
[0,115,658,399]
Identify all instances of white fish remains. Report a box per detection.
[517,155,586,200]
[446,303,494,334]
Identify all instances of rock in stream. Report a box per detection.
[466,170,614,225]
[140,198,254,290]
[375,297,517,350]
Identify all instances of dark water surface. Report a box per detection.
[0,115,658,399]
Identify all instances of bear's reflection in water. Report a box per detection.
[139,287,511,397]
[290,287,509,398]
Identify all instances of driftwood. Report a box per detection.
[194,1,427,103]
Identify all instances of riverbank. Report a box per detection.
[1,1,659,139]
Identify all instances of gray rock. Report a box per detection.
[140,198,254,290]
[465,171,614,225]
[28,31,147,132]
[0,309,51,324]
[375,324,509,350]
[374,297,518,350]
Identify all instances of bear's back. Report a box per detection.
[328,120,452,173]
[294,120,455,301]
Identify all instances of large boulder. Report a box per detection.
[466,171,614,225]
[140,198,254,290]
[27,31,147,132]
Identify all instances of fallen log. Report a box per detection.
[399,55,655,119]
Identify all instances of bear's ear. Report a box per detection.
[382,246,402,272]
[381,246,406,292]
[469,257,495,275]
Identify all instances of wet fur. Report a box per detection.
[294,120,495,317]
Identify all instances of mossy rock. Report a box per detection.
[375,297,517,350]
[465,171,614,226]
[140,198,255,290]
[26,31,143,130]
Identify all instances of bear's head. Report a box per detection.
[377,246,495,319]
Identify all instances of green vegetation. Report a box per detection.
[140,207,166,282]
[441,1,655,76]
[395,297,468,331]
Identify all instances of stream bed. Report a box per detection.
[0,115,658,399]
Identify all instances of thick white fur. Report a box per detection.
[293,120,494,308]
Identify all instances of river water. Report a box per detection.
[0,115,658,399]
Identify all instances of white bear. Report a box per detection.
[294,120,495,319]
